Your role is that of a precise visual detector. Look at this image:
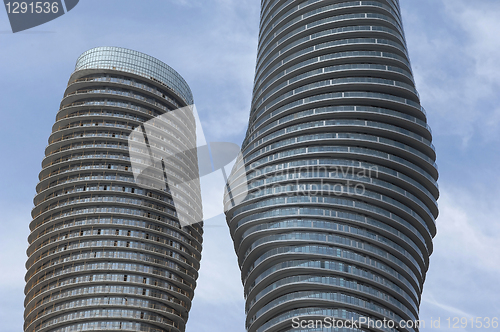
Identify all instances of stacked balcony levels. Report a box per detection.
[25,47,203,332]
[224,1,438,332]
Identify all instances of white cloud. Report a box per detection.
[402,0,500,146]
[186,214,246,332]
[419,183,500,330]
[434,186,500,271]
[443,0,500,142]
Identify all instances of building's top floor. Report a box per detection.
[74,46,193,105]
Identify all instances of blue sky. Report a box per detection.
[0,0,499,331]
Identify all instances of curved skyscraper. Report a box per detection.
[24,47,203,332]
[224,1,438,331]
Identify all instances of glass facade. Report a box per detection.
[75,47,193,106]
[24,47,202,332]
[224,1,438,332]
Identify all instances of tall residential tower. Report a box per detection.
[224,1,438,331]
[25,47,203,332]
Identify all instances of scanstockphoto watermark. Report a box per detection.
[246,163,379,198]
[292,317,424,330]
[292,316,500,330]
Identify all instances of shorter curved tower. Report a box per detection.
[24,47,203,332]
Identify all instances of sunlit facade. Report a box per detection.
[224,1,439,331]
[24,47,203,332]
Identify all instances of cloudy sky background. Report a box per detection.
[1,0,499,331]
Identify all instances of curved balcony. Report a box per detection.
[25,48,202,332]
